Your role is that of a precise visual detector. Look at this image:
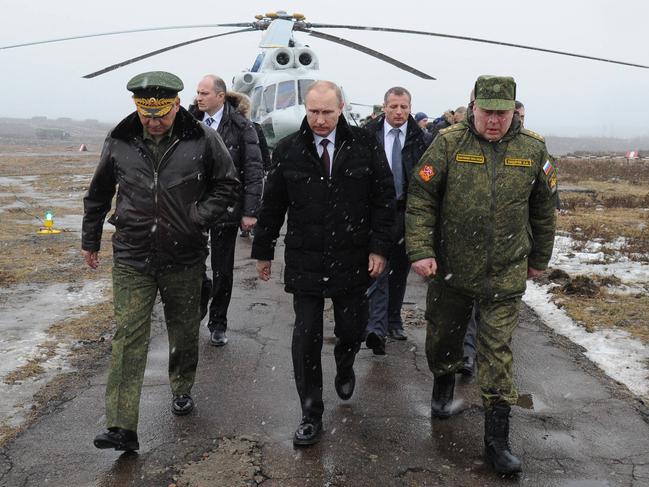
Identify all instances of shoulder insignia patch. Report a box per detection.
[456,153,485,164]
[439,123,464,135]
[505,157,532,167]
[548,171,558,193]
[418,164,436,182]
[521,128,545,142]
[542,159,554,175]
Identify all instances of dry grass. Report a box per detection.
[556,158,649,259]
[0,145,116,447]
[550,157,649,347]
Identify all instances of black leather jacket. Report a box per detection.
[82,107,240,273]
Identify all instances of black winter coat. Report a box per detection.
[189,95,264,227]
[364,114,433,195]
[82,107,240,274]
[251,116,396,296]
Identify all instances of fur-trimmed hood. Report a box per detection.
[226,91,252,119]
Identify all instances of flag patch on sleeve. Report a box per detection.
[419,164,435,182]
[543,160,553,175]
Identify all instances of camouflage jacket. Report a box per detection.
[405,117,557,300]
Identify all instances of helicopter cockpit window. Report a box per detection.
[262,84,276,116]
[251,86,263,120]
[275,80,296,110]
[297,79,316,105]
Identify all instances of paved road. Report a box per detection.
[1,235,648,486]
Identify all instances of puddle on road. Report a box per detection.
[0,279,109,426]
[516,393,549,411]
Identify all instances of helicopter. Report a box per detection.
[2,10,647,147]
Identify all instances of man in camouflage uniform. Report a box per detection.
[82,71,239,452]
[405,75,557,474]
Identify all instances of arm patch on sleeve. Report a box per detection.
[418,164,436,182]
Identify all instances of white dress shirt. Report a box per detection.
[203,106,224,130]
[314,129,336,176]
[383,121,407,172]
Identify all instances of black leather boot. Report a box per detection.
[484,403,522,474]
[431,374,455,418]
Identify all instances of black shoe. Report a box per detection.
[200,278,212,321]
[209,329,228,346]
[94,428,139,451]
[334,368,356,400]
[431,374,456,419]
[460,355,475,377]
[172,394,194,416]
[388,328,407,340]
[365,332,386,355]
[293,417,323,447]
[484,404,522,474]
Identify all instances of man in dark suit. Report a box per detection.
[364,87,433,355]
[189,75,264,347]
[252,80,396,447]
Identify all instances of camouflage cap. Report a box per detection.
[126,71,184,98]
[473,75,516,111]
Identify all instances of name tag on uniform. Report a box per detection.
[456,153,484,164]
[504,158,532,167]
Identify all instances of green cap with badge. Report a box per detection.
[127,71,184,97]
[127,71,184,118]
[473,75,516,111]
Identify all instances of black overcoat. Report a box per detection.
[252,116,396,296]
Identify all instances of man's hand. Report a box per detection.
[527,267,543,279]
[412,257,437,278]
[256,260,272,281]
[241,216,257,232]
[82,250,99,269]
[368,253,386,279]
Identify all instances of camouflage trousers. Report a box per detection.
[424,279,521,408]
[106,261,204,432]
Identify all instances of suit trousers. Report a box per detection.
[463,302,480,360]
[207,225,238,332]
[367,208,410,336]
[292,292,368,420]
[106,261,204,431]
[424,280,521,408]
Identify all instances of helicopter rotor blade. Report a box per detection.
[305,23,649,70]
[83,28,256,79]
[306,30,435,80]
[0,23,253,51]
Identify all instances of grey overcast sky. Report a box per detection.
[2,0,648,137]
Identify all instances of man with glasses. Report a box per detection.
[83,71,239,451]
[406,75,557,474]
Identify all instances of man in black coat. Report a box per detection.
[252,81,396,447]
[189,75,264,346]
[364,87,433,354]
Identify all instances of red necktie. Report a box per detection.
[320,139,331,178]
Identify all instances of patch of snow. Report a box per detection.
[524,282,649,396]
[523,234,649,398]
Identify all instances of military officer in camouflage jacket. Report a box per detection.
[405,75,557,474]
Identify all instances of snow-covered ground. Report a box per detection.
[523,233,649,398]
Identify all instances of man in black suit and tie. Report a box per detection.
[364,87,433,354]
[252,80,396,447]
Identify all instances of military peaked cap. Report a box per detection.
[127,71,184,98]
